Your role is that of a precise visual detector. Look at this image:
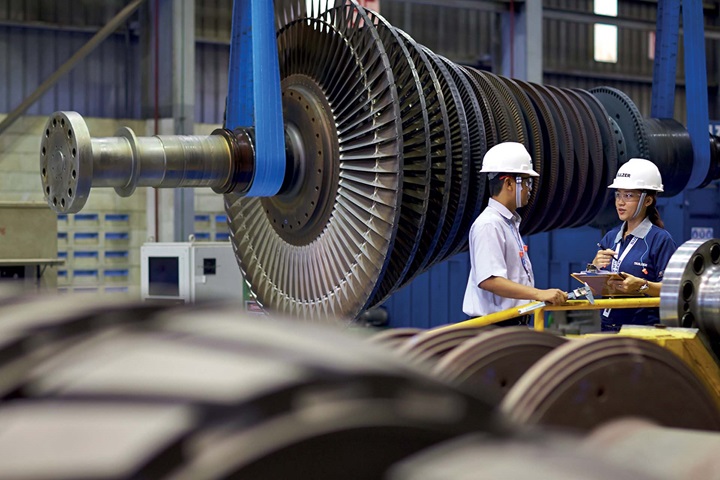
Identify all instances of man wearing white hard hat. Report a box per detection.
[592,158,677,331]
[463,142,567,322]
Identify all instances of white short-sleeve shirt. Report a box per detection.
[462,198,535,317]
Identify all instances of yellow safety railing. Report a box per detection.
[441,297,661,332]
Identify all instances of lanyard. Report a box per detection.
[489,205,531,280]
[611,237,638,273]
[496,209,532,282]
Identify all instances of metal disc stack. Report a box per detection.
[0,293,502,479]
[224,1,694,321]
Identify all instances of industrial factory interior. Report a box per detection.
[2,0,720,478]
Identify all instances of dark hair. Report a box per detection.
[644,191,664,229]
[488,174,509,197]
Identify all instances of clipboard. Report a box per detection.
[571,271,635,297]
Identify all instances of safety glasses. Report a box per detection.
[614,191,641,202]
[499,175,533,190]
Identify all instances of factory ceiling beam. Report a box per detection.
[544,7,720,41]
[0,0,145,137]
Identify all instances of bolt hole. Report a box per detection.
[711,243,720,264]
[60,198,65,208]
[682,280,695,302]
[42,147,46,156]
[615,113,620,119]
[71,170,77,180]
[297,221,301,225]
[311,117,315,122]
[317,150,321,156]
[52,119,57,127]
[316,134,319,138]
[596,387,605,398]
[67,129,73,139]
[681,312,695,328]
[317,169,322,174]
[281,224,284,229]
[499,379,507,388]
[315,186,319,191]
[42,168,46,177]
[68,188,73,197]
[45,129,50,137]
[683,301,690,312]
[52,197,57,206]
[305,213,309,218]
[692,254,705,275]
[311,201,315,206]
[45,186,50,195]
[72,148,76,157]
[61,118,65,127]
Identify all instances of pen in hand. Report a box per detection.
[597,243,619,260]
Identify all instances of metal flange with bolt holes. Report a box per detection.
[660,238,720,342]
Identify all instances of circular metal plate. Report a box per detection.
[365,12,432,306]
[369,327,423,350]
[397,327,487,365]
[660,238,720,343]
[501,336,720,431]
[433,327,566,404]
[531,83,576,230]
[40,112,93,214]
[420,48,471,266]
[226,4,403,320]
[590,86,650,161]
[395,29,453,289]
[572,88,620,231]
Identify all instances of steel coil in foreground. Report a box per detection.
[433,328,567,404]
[0,293,503,480]
[500,336,720,432]
[396,327,488,365]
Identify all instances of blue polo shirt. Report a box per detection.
[597,217,677,329]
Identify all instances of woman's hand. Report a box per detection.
[592,249,617,270]
[607,272,646,294]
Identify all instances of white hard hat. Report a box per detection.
[479,142,539,177]
[608,158,664,192]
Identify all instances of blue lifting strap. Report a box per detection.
[651,0,710,189]
[225,0,286,196]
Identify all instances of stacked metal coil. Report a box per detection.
[0,291,502,479]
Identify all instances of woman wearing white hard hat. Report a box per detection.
[592,158,677,332]
[463,142,567,324]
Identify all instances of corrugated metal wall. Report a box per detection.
[2,1,718,123]
[0,0,141,118]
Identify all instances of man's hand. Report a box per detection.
[536,288,567,305]
[592,248,616,269]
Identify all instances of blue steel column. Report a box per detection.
[225,0,286,197]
